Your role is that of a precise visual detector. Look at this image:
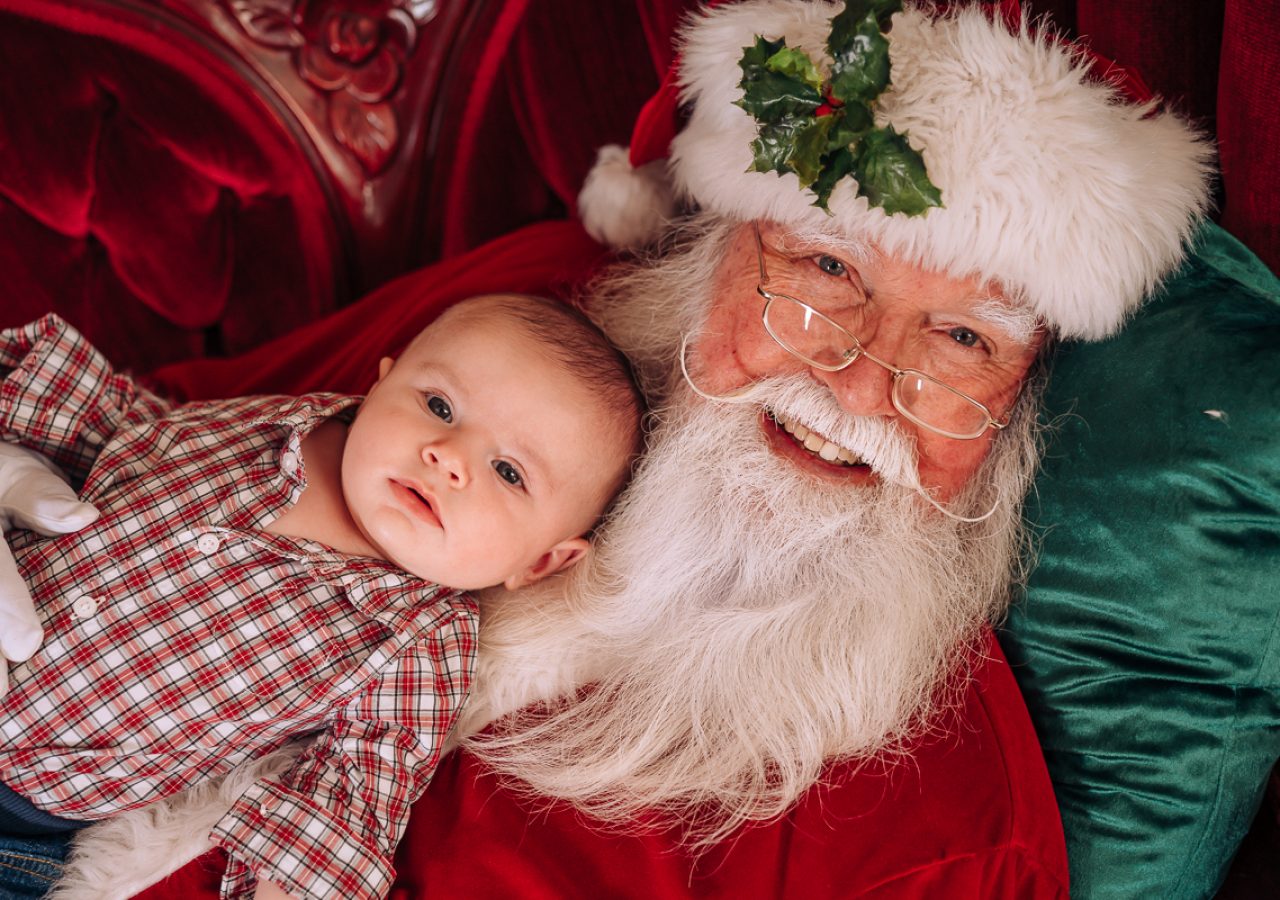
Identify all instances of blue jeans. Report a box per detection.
[0,832,70,899]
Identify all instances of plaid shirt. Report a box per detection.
[0,316,478,900]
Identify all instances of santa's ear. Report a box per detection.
[503,538,590,590]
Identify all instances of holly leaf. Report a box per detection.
[749,120,807,175]
[810,146,858,211]
[738,36,822,123]
[824,1,896,104]
[850,125,942,216]
[790,116,837,184]
[741,72,823,121]
[830,0,902,36]
[738,73,822,123]
[823,102,873,153]
[766,46,823,92]
[739,35,785,77]
[737,1,937,218]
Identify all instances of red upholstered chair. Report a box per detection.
[0,0,669,370]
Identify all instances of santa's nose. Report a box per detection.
[813,321,909,420]
[809,349,899,421]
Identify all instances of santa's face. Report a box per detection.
[689,222,1044,501]
[464,224,1046,835]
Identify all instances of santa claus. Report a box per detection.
[1,1,1212,898]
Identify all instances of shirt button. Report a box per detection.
[72,595,100,619]
[196,534,220,555]
[260,796,279,816]
[280,450,300,476]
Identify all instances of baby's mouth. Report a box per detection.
[765,409,867,467]
[393,480,442,526]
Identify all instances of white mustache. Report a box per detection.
[678,332,999,523]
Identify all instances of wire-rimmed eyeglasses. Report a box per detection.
[751,222,1008,441]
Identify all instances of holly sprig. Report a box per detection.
[735,0,942,216]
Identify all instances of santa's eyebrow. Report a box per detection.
[968,298,1040,345]
[782,228,875,263]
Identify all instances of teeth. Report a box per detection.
[769,410,865,467]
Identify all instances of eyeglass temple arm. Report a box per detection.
[752,223,772,288]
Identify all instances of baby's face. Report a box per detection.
[341,304,625,590]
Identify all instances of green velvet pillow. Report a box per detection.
[1000,223,1280,899]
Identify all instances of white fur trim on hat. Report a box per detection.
[579,145,677,250]
[668,0,1214,340]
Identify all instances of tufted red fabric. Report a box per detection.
[148,221,611,401]
[0,1,342,371]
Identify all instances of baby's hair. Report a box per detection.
[435,293,646,509]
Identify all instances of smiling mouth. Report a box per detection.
[765,409,868,467]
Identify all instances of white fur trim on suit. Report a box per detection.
[652,0,1213,340]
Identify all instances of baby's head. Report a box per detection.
[342,293,644,591]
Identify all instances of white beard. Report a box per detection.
[53,218,1041,894]
[458,374,1035,847]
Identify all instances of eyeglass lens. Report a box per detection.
[763,296,991,438]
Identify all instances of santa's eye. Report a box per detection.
[426,394,453,422]
[948,327,982,348]
[814,255,847,277]
[493,460,524,487]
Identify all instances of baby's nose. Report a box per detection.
[425,445,469,487]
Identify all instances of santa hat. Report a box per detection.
[578,0,1214,340]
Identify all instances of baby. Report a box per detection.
[0,294,643,900]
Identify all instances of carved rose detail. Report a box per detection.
[224,0,434,176]
[299,11,401,103]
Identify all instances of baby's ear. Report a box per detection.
[503,538,590,590]
[376,356,395,383]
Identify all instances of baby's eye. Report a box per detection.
[814,255,847,277]
[492,460,523,487]
[425,394,452,422]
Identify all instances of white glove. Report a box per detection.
[0,443,100,696]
